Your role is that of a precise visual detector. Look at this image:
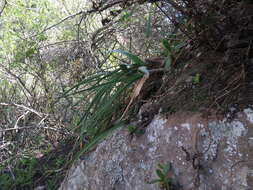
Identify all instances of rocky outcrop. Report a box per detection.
[59,109,253,190]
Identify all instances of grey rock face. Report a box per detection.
[59,109,253,190]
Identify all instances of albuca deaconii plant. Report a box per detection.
[62,50,153,159]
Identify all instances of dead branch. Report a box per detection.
[0,102,44,117]
[0,63,33,97]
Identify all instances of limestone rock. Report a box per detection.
[59,109,253,190]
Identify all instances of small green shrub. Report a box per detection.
[148,162,173,190]
[0,157,38,190]
[162,38,186,70]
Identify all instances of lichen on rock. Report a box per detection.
[59,109,253,190]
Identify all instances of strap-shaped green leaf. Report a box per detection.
[112,50,145,65]
[156,169,165,180]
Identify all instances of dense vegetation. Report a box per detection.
[0,0,252,189]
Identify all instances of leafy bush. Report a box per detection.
[0,157,38,190]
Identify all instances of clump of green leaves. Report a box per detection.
[148,162,173,190]
[162,37,186,70]
[127,125,138,133]
[63,50,149,157]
